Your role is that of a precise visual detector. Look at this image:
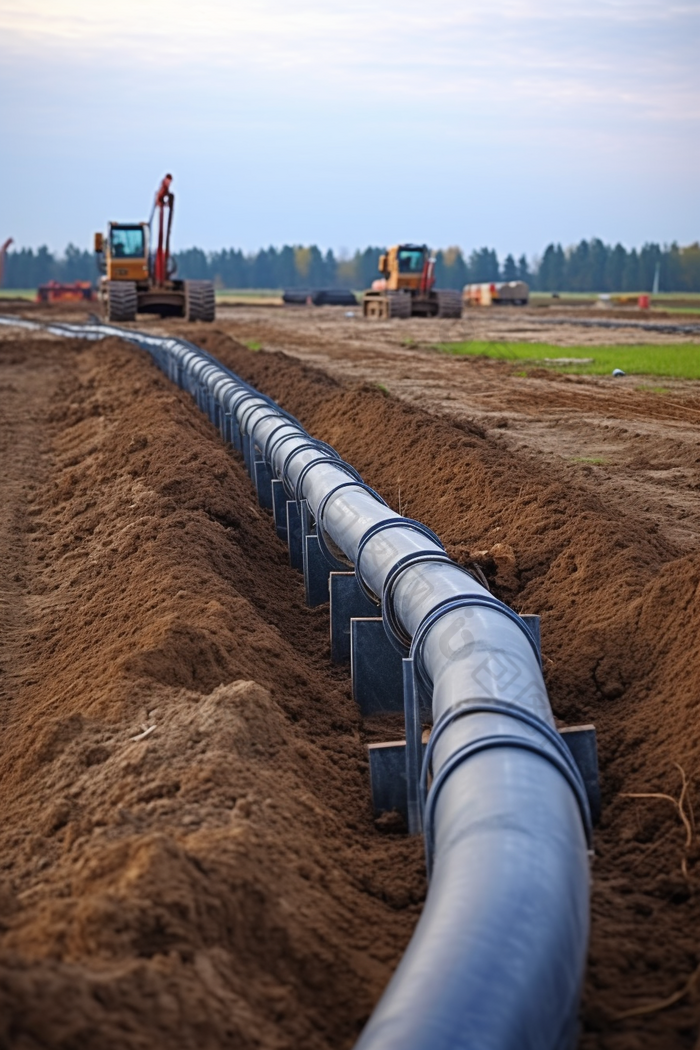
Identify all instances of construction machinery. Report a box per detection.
[463,280,529,307]
[94,174,215,323]
[362,244,462,319]
[37,280,94,304]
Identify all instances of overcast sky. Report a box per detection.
[1,0,698,258]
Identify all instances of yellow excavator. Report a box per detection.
[94,174,215,323]
[362,244,462,319]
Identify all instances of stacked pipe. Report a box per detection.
[0,317,592,1049]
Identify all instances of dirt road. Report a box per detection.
[2,304,700,1048]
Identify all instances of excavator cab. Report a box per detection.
[397,246,427,275]
[96,224,150,284]
[110,225,146,259]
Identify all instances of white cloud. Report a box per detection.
[0,0,697,251]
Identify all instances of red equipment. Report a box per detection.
[419,253,436,297]
[37,280,94,304]
[150,174,175,286]
[0,237,13,287]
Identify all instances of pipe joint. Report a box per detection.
[294,455,362,505]
[316,481,387,571]
[381,551,455,653]
[410,594,542,706]
[355,518,445,604]
[422,701,593,876]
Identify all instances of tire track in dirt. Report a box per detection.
[0,340,65,728]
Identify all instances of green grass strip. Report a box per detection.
[438,341,700,379]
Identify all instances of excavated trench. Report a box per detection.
[1,326,700,1048]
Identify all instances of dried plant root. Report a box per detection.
[612,962,700,1021]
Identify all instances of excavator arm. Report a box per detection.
[149,174,174,286]
[0,237,13,287]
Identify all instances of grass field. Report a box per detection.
[0,289,35,300]
[439,341,700,379]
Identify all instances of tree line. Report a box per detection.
[3,239,699,293]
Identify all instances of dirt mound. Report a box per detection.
[191,328,700,1048]
[0,336,424,1049]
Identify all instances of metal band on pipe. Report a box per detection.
[408,595,543,703]
[423,733,592,877]
[354,518,445,603]
[420,699,592,838]
[316,481,388,570]
[294,456,362,504]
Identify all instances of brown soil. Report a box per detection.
[2,303,700,1049]
[0,331,424,1050]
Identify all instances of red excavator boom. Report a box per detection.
[150,174,174,286]
[0,237,13,287]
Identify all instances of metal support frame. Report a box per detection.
[286,500,303,571]
[272,479,288,541]
[304,534,331,607]
[329,572,378,663]
[521,613,541,657]
[254,459,273,510]
[403,657,424,834]
[350,617,404,715]
[560,725,601,823]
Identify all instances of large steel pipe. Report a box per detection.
[0,316,592,1049]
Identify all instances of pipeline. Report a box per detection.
[1,316,592,1049]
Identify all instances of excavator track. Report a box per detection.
[388,291,413,319]
[435,289,463,318]
[363,290,412,320]
[103,281,137,323]
[185,281,216,322]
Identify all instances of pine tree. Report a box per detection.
[502,254,517,281]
